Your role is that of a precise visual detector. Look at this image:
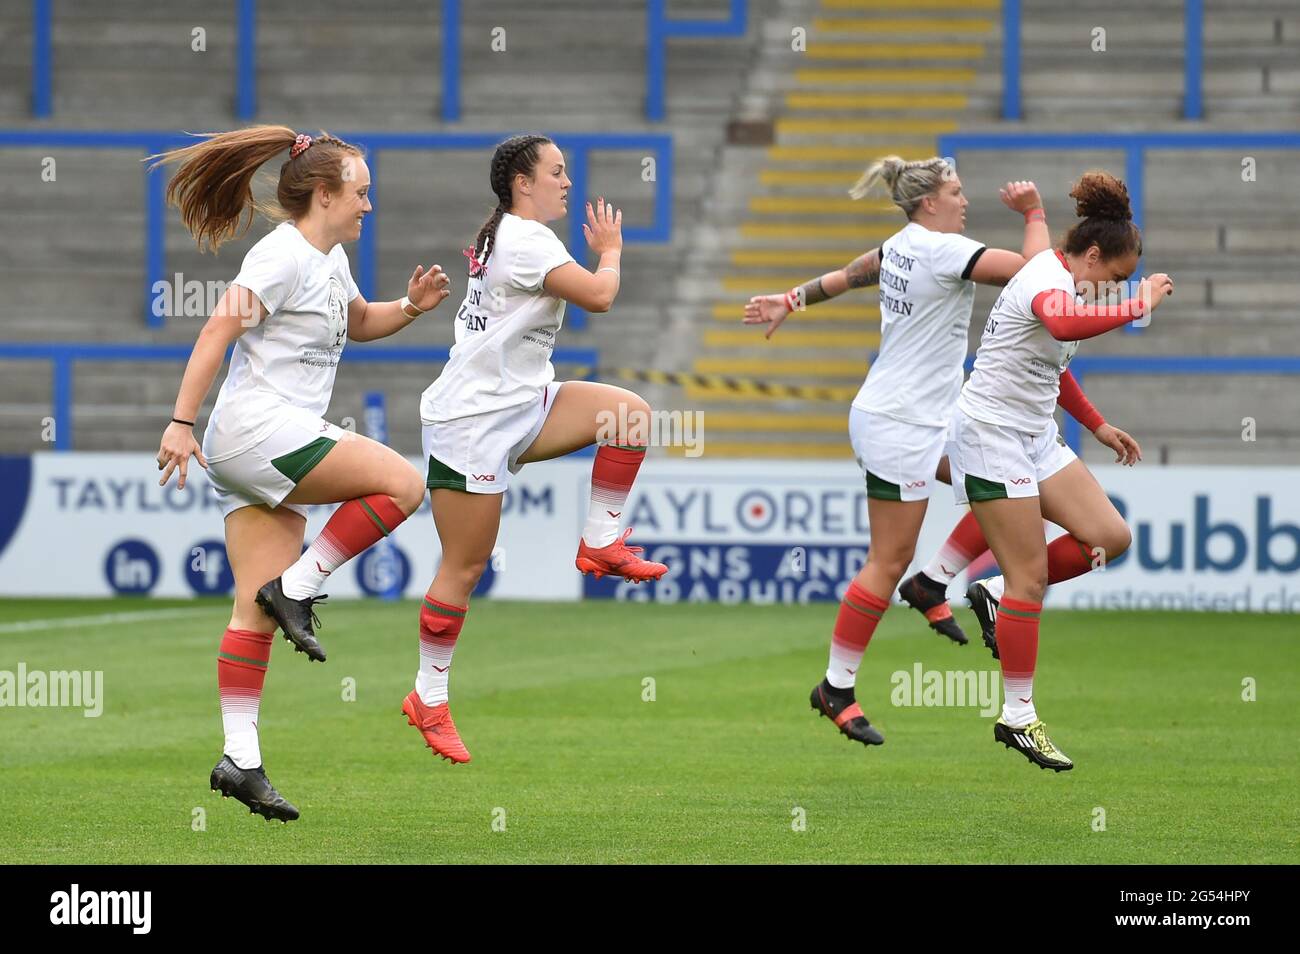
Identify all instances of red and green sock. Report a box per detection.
[415,596,467,706]
[218,627,273,769]
[583,444,646,548]
[281,493,408,599]
[826,581,890,690]
[996,597,1041,726]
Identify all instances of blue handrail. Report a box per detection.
[31,0,51,118]
[0,343,599,452]
[1002,0,1205,121]
[1001,0,1021,121]
[236,0,256,121]
[646,0,747,121]
[442,0,461,122]
[0,129,673,332]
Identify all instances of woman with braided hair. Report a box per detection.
[745,154,1086,749]
[953,171,1172,772]
[151,125,451,821]
[404,135,667,764]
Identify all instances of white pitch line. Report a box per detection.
[0,607,222,634]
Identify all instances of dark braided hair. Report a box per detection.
[470,134,552,269]
[1062,170,1142,260]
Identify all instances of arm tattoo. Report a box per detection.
[844,248,881,289]
[796,276,831,307]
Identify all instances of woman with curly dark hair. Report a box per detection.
[952,171,1174,772]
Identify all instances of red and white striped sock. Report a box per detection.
[921,510,988,586]
[414,596,467,706]
[826,581,889,689]
[217,628,273,769]
[583,444,646,548]
[996,596,1041,727]
[281,493,408,600]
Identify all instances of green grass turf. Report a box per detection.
[0,597,1296,864]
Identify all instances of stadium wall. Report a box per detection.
[1,454,1296,613]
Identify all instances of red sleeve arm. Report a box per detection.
[1057,369,1105,432]
[1031,288,1147,341]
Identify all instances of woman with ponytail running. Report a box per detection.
[951,171,1172,772]
[402,135,667,765]
[151,126,451,820]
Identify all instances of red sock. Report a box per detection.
[217,628,273,769]
[583,443,647,548]
[282,493,409,599]
[415,596,466,706]
[826,580,889,689]
[1047,534,1097,585]
[996,597,1041,725]
[922,510,989,584]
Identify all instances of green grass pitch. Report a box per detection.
[1,597,1296,864]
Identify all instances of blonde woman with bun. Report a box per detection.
[745,155,1065,749]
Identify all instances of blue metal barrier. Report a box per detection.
[938,131,1300,333]
[0,129,673,331]
[0,343,599,452]
[646,0,747,121]
[1002,0,1205,121]
[1063,356,1300,454]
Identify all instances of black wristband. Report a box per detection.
[171,417,195,427]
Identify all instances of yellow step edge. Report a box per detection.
[732,249,881,267]
[795,67,977,84]
[822,0,998,10]
[813,18,993,34]
[786,93,968,110]
[750,196,900,215]
[805,44,984,61]
[710,303,880,321]
[739,222,895,239]
[776,118,959,135]
[722,274,830,291]
[698,413,849,433]
[665,442,856,459]
[682,384,859,403]
[703,329,880,348]
[766,145,937,162]
[693,358,866,377]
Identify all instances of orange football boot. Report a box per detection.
[575,527,668,583]
[401,690,471,763]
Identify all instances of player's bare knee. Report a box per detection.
[1103,523,1132,560]
[620,395,652,444]
[391,468,426,516]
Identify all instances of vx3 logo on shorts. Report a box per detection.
[1009,477,1032,485]
[905,480,927,489]
[473,474,496,482]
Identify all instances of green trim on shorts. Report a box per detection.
[425,454,468,492]
[965,474,1009,502]
[865,470,902,501]
[271,436,337,484]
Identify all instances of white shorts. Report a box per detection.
[204,405,347,518]
[848,407,949,501]
[422,381,564,494]
[949,408,1076,506]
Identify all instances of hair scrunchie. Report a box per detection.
[290,134,314,159]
